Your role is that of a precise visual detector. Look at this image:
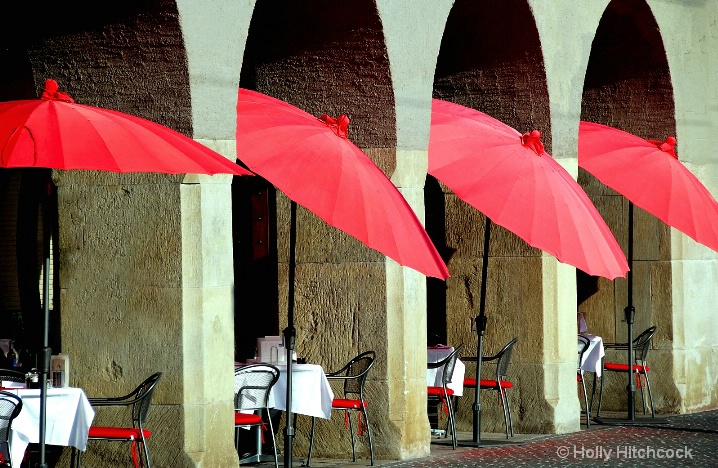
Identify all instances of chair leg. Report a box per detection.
[267,412,279,468]
[644,371,655,417]
[596,371,606,417]
[509,391,515,437]
[580,374,590,429]
[499,388,510,439]
[589,372,597,413]
[306,416,317,467]
[443,398,451,439]
[445,393,457,449]
[362,405,375,466]
[348,410,357,462]
[145,439,152,468]
[638,372,647,415]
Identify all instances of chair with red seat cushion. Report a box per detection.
[233,364,280,468]
[307,351,376,467]
[463,337,517,439]
[0,391,22,467]
[427,344,464,449]
[74,372,162,468]
[577,335,591,428]
[595,326,657,418]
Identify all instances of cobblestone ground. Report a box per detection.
[382,410,718,467]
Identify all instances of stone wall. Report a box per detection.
[0,0,715,466]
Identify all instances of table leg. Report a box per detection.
[238,413,276,464]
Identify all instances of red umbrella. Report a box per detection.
[430,101,628,279]
[0,80,251,176]
[428,98,628,445]
[578,121,718,253]
[578,120,718,422]
[0,79,253,465]
[236,88,448,280]
[236,88,449,466]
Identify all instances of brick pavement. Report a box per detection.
[382,410,718,467]
[255,409,718,467]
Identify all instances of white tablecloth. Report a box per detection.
[268,363,334,420]
[579,333,605,377]
[427,347,465,397]
[6,387,95,467]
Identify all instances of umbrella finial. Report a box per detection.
[41,79,75,103]
[521,129,545,155]
[648,136,677,159]
[319,113,350,138]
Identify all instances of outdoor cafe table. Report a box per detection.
[579,333,605,377]
[235,362,334,419]
[268,363,334,419]
[427,346,466,396]
[3,386,95,467]
[235,362,334,464]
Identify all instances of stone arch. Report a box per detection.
[578,0,676,413]
[431,0,551,434]
[1,2,243,465]
[237,0,396,460]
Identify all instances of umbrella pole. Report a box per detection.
[472,218,491,444]
[594,201,667,426]
[283,200,298,468]
[39,183,52,468]
[458,218,524,448]
[456,218,513,448]
[625,202,636,421]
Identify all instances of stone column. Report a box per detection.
[377,0,455,457]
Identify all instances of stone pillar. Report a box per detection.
[57,169,237,467]
[180,172,238,466]
[377,0,455,458]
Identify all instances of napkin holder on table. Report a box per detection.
[50,353,70,387]
[257,336,285,364]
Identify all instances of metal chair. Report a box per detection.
[0,370,25,385]
[233,364,280,468]
[0,391,23,467]
[463,337,518,438]
[74,372,162,468]
[577,335,591,428]
[427,344,464,449]
[595,326,657,417]
[307,351,376,466]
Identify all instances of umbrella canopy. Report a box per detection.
[578,121,718,422]
[0,79,253,465]
[237,88,449,466]
[428,99,627,445]
[236,88,449,280]
[0,79,251,176]
[429,99,628,279]
[578,121,718,253]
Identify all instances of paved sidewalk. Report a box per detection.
[298,409,718,467]
[386,410,718,467]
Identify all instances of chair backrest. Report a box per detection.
[633,326,657,364]
[436,344,464,387]
[0,391,22,465]
[131,372,162,428]
[494,338,518,380]
[233,364,280,411]
[577,335,591,372]
[339,351,376,400]
[0,369,25,384]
